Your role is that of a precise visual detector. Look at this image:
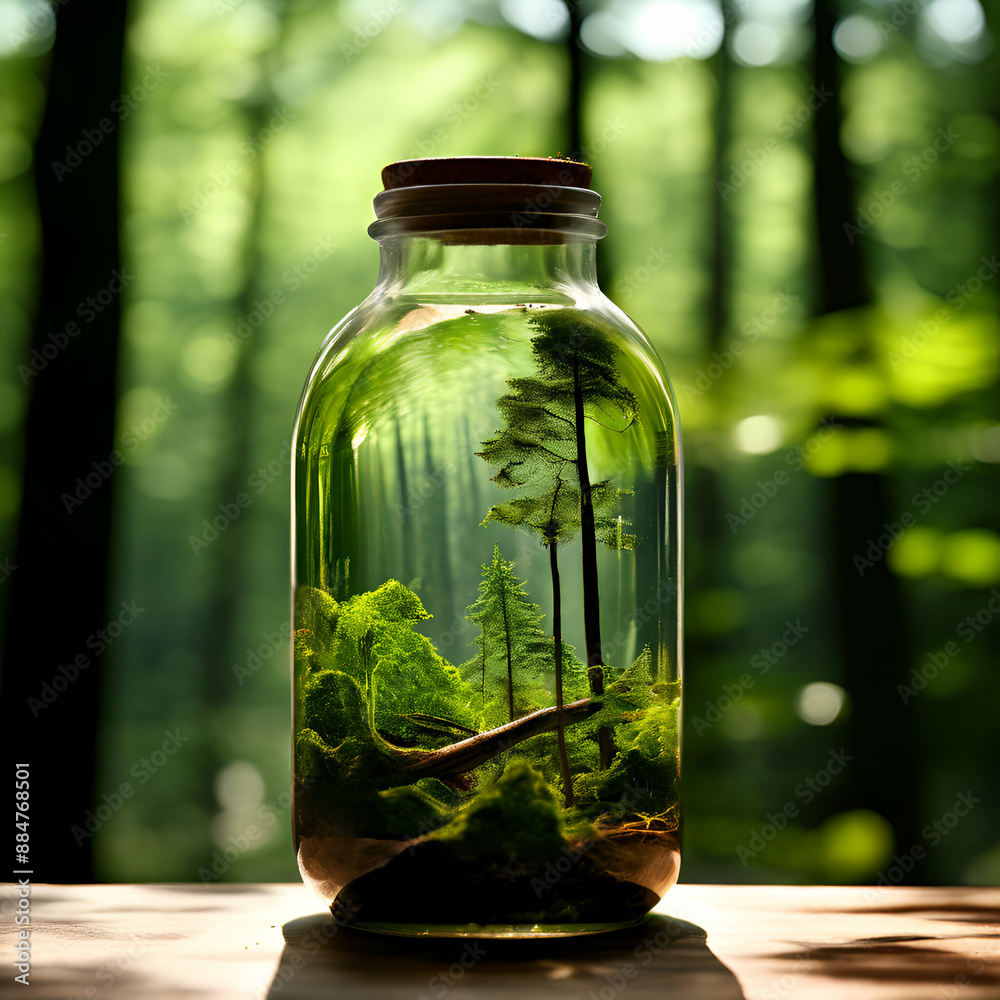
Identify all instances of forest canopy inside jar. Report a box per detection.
[291,157,682,936]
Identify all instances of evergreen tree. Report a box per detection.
[480,308,637,771]
[520,309,638,671]
[479,449,578,800]
[462,545,555,730]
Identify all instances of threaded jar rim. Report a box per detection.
[369,158,605,243]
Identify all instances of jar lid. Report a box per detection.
[370,157,605,244]
[381,157,592,190]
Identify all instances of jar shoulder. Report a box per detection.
[294,295,679,449]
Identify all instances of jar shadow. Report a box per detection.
[268,910,746,998]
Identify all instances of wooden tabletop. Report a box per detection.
[2,883,998,999]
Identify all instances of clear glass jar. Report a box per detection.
[291,157,682,936]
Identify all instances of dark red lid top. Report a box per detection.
[381,156,592,190]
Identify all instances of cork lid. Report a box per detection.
[370,156,604,244]
[381,156,592,191]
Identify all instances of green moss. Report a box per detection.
[574,699,680,825]
[414,777,459,805]
[294,726,340,782]
[302,669,368,745]
[293,578,678,849]
[293,628,319,674]
[377,783,452,839]
[295,585,340,649]
[429,760,566,861]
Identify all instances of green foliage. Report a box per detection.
[461,545,585,728]
[478,312,639,552]
[294,580,477,788]
[428,760,567,861]
[301,663,369,746]
[328,579,429,686]
[293,628,319,676]
[618,699,680,770]
[585,646,655,729]
[372,630,476,741]
[509,309,638,558]
[479,309,641,780]
[479,395,581,544]
[377,781,454,839]
[296,579,476,738]
[523,728,599,793]
[477,362,635,551]
[291,575,682,845]
[294,585,340,650]
[525,308,639,434]
[378,713,478,751]
[294,726,342,784]
[574,648,680,826]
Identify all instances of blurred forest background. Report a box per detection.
[1,0,998,888]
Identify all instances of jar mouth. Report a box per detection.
[369,183,605,243]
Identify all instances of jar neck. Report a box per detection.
[374,236,601,304]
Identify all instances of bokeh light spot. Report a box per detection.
[732,22,783,66]
[925,0,985,44]
[833,16,884,62]
[734,415,782,454]
[796,682,846,725]
[817,810,895,881]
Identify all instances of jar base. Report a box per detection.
[318,834,679,934]
[343,916,649,939]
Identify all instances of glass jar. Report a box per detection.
[292,157,682,936]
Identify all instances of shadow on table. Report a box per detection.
[267,912,746,999]
[772,897,1000,989]
[840,900,1000,927]
[771,936,1000,986]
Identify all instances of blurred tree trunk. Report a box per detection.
[200,16,291,856]
[564,0,583,160]
[563,1,613,290]
[200,95,268,829]
[811,0,918,861]
[0,3,128,881]
[710,12,732,355]
[682,8,734,749]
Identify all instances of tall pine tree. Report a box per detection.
[462,546,556,729]
[480,309,637,770]
[462,545,585,805]
[479,398,581,800]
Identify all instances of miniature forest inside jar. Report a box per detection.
[293,308,680,934]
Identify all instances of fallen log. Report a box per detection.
[396,696,598,781]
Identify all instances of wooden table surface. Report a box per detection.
[2,883,998,999]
